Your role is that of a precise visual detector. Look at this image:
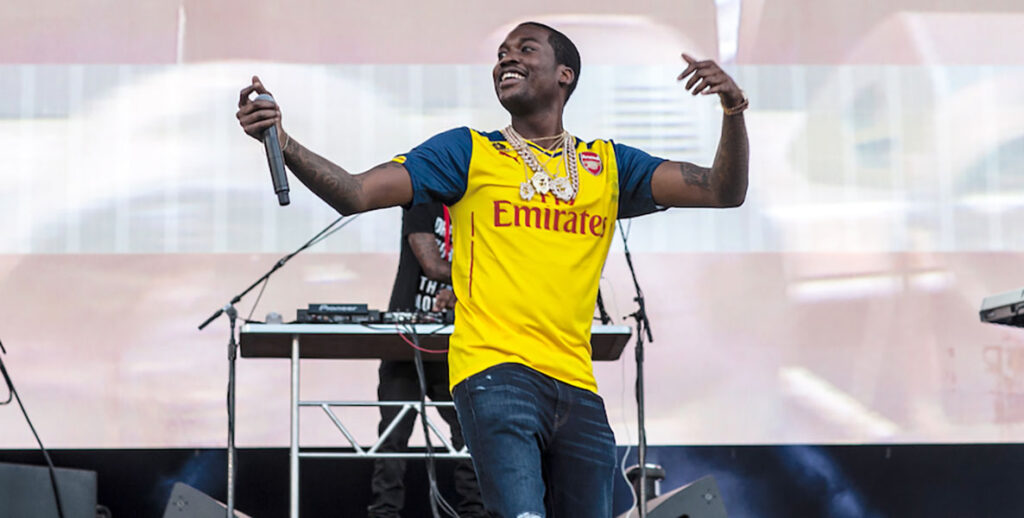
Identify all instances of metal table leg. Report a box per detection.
[290,334,300,518]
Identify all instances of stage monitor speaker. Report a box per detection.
[616,475,727,518]
[0,461,97,518]
[162,482,253,518]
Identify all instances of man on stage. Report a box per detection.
[370,202,486,517]
[237,21,748,517]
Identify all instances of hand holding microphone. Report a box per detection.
[254,93,290,205]
[236,76,290,206]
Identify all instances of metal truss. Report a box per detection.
[297,400,471,459]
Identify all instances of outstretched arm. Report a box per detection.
[650,54,749,208]
[236,76,413,215]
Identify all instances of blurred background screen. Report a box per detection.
[2,0,1024,449]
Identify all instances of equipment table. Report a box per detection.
[239,322,632,518]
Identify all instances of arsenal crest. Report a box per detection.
[579,151,602,176]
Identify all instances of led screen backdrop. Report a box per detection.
[2,0,1024,448]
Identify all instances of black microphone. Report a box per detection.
[254,93,290,206]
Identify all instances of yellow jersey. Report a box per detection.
[395,127,664,392]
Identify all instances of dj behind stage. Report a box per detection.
[237,21,748,518]
[370,202,487,517]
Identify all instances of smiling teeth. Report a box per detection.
[501,72,524,81]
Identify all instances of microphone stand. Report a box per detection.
[197,214,353,517]
[619,225,654,518]
[224,304,238,515]
[596,289,613,325]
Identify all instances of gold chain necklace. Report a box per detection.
[500,125,579,202]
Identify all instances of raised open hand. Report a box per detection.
[677,54,746,111]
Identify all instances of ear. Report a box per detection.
[557,65,575,90]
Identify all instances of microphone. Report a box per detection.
[254,93,290,206]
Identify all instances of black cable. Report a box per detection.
[0,338,10,406]
[412,342,441,518]
[616,218,653,516]
[301,215,348,251]
[240,214,358,324]
[595,288,613,324]
[620,218,633,241]
[363,321,450,353]
[245,277,271,322]
[617,220,651,341]
[307,216,356,248]
[0,341,10,405]
[0,339,66,518]
[406,324,458,517]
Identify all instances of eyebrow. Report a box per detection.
[499,36,543,50]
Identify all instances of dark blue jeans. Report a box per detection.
[452,363,617,518]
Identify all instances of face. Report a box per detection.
[492,24,572,116]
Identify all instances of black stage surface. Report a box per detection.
[2,444,1022,517]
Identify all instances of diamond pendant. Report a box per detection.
[551,176,574,201]
[520,181,536,201]
[531,172,551,194]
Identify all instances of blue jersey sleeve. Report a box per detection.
[614,142,667,219]
[395,127,472,206]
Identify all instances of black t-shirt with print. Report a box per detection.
[387,203,452,312]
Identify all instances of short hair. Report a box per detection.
[519,22,581,101]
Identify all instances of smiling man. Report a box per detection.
[237,21,748,518]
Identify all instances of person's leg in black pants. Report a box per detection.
[367,360,421,518]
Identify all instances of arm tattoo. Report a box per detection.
[680,162,712,191]
[284,141,365,214]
